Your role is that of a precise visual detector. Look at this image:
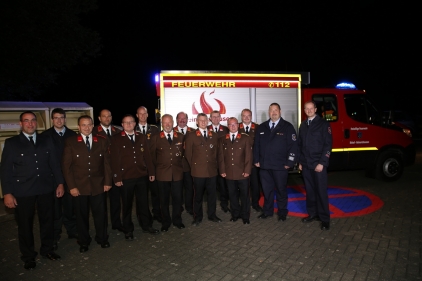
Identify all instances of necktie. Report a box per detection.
[181,128,184,134]
[142,126,146,135]
[167,133,172,144]
[203,130,207,140]
[271,122,275,131]
[245,126,249,134]
[307,119,312,126]
[231,134,235,144]
[86,136,90,151]
[59,132,63,137]
[29,136,35,146]
[129,134,134,143]
[106,128,111,137]
[215,127,218,133]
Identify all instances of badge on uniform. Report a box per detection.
[292,134,297,141]
[328,127,332,134]
[210,144,213,148]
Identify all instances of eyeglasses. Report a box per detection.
[53,117,65,120]
[122,121,135,124]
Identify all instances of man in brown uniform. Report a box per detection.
[135,106,162,223]
[185,113,222,226]
[92,109,124,232]
[151,114,185,232]
[62,115,112,253]
[238,108,262,212]
[218,117,253,224]
[174,111,195,215]
[110,114,158,241]
[207,110,230,213]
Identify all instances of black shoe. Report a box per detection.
[174,223,185,229]
[278,215,286,221]
[125,232,134,241]
[97,240,110,248]
[192,220,202,226]
[152,215,163,223]
[180,206,185,213]
[68,233,78,239]
[301,216,320,223]
[112,226,125,233]
[187,210,194,216]
[42,252,61,260]
[242,219,250,224]
[142,227,160,235]
[321,221,330,230]
[252,206,263,212]
[24,259,36,270]
[230,217,238,222]
[161,226,169,232]
[79,245,89,253]
[221,206,230,213]
[53,241,58,251]
[258,213,271,219]
[208,216,222,223]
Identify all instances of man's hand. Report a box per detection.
[56,184,64,198]
[254,162,260,167]
[149,176,155,182]
[242,173,249,178]
[70,188,80,197]
[221,173,226,178]
[3,194,17,208]
[104,185,112,192]
[315,164,324,172]
[298,163,302,171]
[115,181,123,187]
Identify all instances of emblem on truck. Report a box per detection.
[192,90,226,114]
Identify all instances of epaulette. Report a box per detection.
[150,124,158,128]
[96,134,106,139]
[120,131,126,136]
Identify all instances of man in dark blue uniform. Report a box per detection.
[253,103,297,221]
[298,101,332,230]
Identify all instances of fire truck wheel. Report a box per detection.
[375,150,404,182]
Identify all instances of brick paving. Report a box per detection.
[1,152,421,281]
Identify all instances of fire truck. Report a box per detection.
[154,71,416,182]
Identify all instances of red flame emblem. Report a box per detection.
[192,90,226,114]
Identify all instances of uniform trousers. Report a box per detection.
[249,166,261,208]
[105,181,123,229]
[122,176,152,232]
[53,190,77,241]
[302,167,330,222]
[158,180,183,227]
[260,169,289,216]
[182,171,194,213]
[15,191,54,262]
[74,193,107,245]
[192,176,217,221]
[217,173,229,209]
[145,180,161,218]
[226,179,250,220]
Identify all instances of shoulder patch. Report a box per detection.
[292,134,297,141]
[328,127,332,134]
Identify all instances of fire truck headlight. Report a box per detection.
[402,128,412,138]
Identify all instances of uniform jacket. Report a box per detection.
[150,131,185,181]
[109,131,155,182]
[1,132,64,197]
[174,126,195,172]
[92,124,122,145]
[207,124,229,139]
[297,115,332,169]
[239,122,259,145]
[62,134,112,196]
[135,123,159,139]
[218,133,253,180]
[253,118,298,169]
[184,128,218,178]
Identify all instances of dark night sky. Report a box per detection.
[41,1,420,125]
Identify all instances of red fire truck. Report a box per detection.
[155,71,415,181]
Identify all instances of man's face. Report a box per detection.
[210,113,221,126]
[304,103,317,118]
[20,113,37,135]
[52,113,65,130]
[241,111,252,125]
[136,108,148,124]
[269,105,281,121]
[227,119,239,133]
[122,116,136,133]
[197,116,208,130]
[98,110,112,126]
[176,113,187,128]
[78,118,94,136]
[162,116,174,133]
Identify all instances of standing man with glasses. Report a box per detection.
[42,108,78,251]
[110,114,158,240]
[92,109,124,233]
[253,103,298,222]
[1,111,64,270]
[185,113,222,226]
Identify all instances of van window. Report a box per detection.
[344,94,382,125]
[311,94,338,122]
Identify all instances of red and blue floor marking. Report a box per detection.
[259,185,384,218]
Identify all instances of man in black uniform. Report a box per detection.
[298,101,332,230]
[42,108,78,250]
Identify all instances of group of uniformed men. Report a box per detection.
[1,101,332,270]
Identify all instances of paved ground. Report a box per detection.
[1,148,421,281]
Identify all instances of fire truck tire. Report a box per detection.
[375,150,404,182]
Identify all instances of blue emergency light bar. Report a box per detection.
[336,82,356,89]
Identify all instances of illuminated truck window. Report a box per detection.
[344,94,382,125]
[312,94,338,122]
